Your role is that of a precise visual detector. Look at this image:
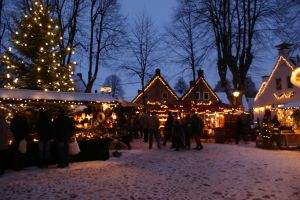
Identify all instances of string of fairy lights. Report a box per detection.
[2,1,75,92]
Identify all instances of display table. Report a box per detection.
[4,138,111,169]
[279,133,300,148]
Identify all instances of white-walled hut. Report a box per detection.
[254,43,300,127]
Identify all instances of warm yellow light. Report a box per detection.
[291,67,300,87]
[233,91,240,97]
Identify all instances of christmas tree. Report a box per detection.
[1,0,75,91]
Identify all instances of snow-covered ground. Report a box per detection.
[0,140,300,200]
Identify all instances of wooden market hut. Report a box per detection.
[181,70,221,106]
[132,68,179,105]
[254,43,300,127]
[0,88,118,163]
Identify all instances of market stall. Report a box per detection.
[0,88,118,167]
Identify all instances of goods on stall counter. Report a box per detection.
[97,112,106,122]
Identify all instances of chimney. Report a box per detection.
[261,76,269,83]
[198,69,204,78]
[275,43,292,57]
[155,68,161,75]
[190,81,195,87]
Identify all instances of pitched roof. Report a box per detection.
[0,88,116,103]
[181,76,220,101]
[254,56,295,102]
[131,74,179,103]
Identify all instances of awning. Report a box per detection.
[0,88,116,103]
[278,102,300,109]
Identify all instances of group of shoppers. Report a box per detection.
[0,108,75,176]
[140,110,205,151]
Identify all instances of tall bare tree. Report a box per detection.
[174,77,188,96]
[103,74,124,98]
[0,0,5,51]
[274,0,300,52]
[186,0,279,106]
[0,0,6,87]
[167,0,205,83]
[54,0,84,70]
[122,14,161,105]
[81,0,125,93]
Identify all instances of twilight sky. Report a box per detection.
[94,0,278,101]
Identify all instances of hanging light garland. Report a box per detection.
[2,0,75,92]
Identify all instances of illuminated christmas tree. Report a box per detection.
[1,0,75,91]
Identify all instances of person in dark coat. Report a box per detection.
[53,109,75,168]
[163,112,174,146]
[36,110,53,168]
[235,116,245,144]
[140,110,150,143]
[191,113,204,150]
[148,113,161,149]
[132,114,140,139]
[183,114,192,150]
[172,118,184,151]
[10,113,30,170]
[0,113,10,176]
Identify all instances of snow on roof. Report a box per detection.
[0,88,116,103]
[278,102,300,109]
[216,92,230,104]
[216,92,252,111]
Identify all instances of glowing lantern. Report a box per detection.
[291,67,300,87]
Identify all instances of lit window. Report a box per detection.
[203,92,210,100]
[196,92,201,100]
[276,78,282,90]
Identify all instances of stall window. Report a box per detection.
[276,78,282,90]
[196,92,201,100]
[203,92,210,100]
[162,93,168,99]
[287,76,293,89]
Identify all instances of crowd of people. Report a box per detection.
[139,110,205,151]
[0,108,75,176]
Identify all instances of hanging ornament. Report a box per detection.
[290,68,300,87]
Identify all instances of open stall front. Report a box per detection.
[253,103,300,149]
[277,103,300,148]
[0,88,118,166]
[143,100,242,142]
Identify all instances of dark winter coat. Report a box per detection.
[191,114,204,136]
[10,115,30,143]
[183,116,192,137]
[53,115,75,142]
[172,119,184,139]
[235,117,245,136]
[164,115,173,133]
[0,115,10,151]
[36,112,53,141]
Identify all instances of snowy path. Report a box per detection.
[0,141,300,200]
